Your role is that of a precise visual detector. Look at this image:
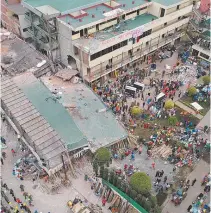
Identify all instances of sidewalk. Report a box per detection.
[162,160,210,213]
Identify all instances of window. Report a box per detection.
[176,5,180,10]
[164,22,167,26]
[90,51,102,61]
[102,47,112,55]
[23,28,28,32]
[200,52,209,60]
[146,41,149,46]
[138,6,147,15]
[126,11,136,16]
[178,16,181,20]
[113,43,120,51]
[162,34,165,38]
[121,40,128,47]
[72,30,79,35]
[141,29,152,38]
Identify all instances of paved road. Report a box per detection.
[162,159,210,213]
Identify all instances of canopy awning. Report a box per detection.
[191,102,204,111]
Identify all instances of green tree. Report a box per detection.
[130,172,152,194]
[120,182,127,193]
[164,99,174,109]
[103,168,109,180]
[113,174,118,187]
[94,147,111,166]
[135,194,143,204]
[131,106,142,116]
[130,190,138,200]
[93,161,98,176]
[168,116,178,126]
[99,166,104,178]
[154,206,162,213]
[109,170,114,184]
[202,75,211,85]
[149,196,157,208]
[143,201,151,212]
[188,86,197,96]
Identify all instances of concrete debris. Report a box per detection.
[55,68,78,81]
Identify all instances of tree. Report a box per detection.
[149,196,157,208]
[130,172,151,194]
[130,190,138,200]
[109,170,114,184]
[164,99,174,109]
[154,206,162,213]
[120,182,127,193]
[131,106,142,116]
[99,166,104,178]
[113,174,118,187]
[93,161,98,176]
[135,194,142,204]
[143,201,151,212]
[94,147,111,166]
[168,116,178,126]
[103,168,109,181]
[202,75,211,85]
[188,86,197,96]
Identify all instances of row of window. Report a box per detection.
[90,29,153,60]
[200,52,209,60]
[90,40,128,60]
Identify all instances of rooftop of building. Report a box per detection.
[72,13,157,53]
[13,73,88,151]
[58,0,149,29]
[41,76,128,151]
[1,29,52,77]
[153,0,184,6]
[23,0,149,14]
[1,74,67,170]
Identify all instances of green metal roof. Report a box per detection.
[24,0,148,13]
[102,179,148,213]
[19,79,88,151]
[23,0,103,12]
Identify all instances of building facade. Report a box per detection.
[186,0,210,63]
[1,0,30,38]
[4,0,199,83]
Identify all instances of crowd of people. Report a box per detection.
[186,173,210,213]
[1,182,35,213]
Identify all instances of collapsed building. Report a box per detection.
[1,30,128,175]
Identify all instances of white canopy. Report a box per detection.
[191,102,203,111]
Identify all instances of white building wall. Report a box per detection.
[89,4,192,55]
[148,2,163,17]
[18,15,31,38]
[89,17,190,68]
[58,20,73,66]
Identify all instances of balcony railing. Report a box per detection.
[84,31,184,82]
